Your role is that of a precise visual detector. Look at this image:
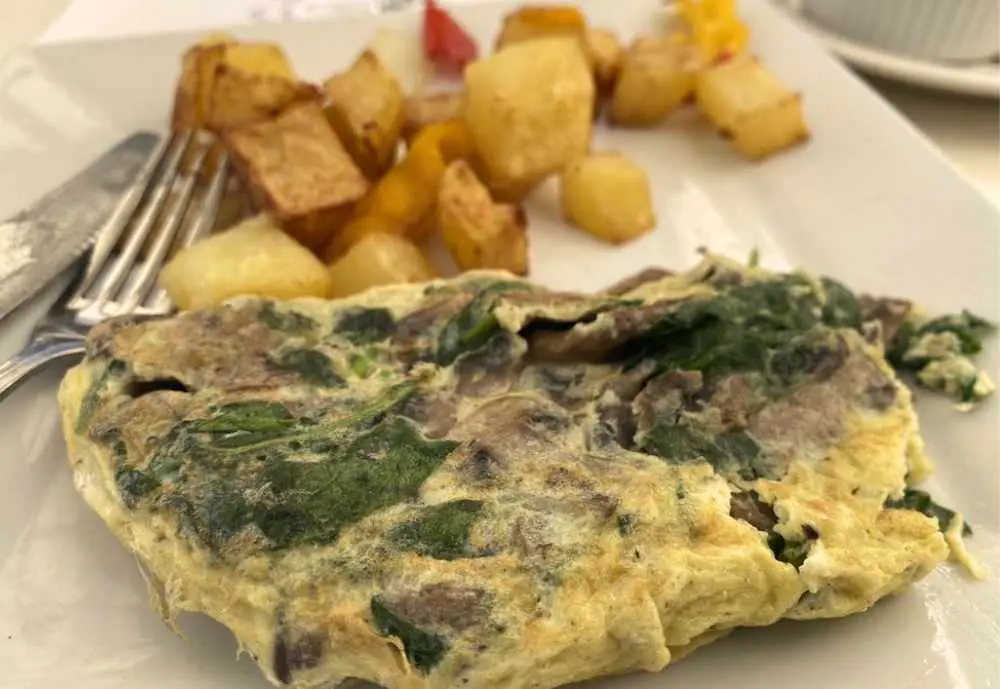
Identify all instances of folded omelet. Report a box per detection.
[59,255,978,689]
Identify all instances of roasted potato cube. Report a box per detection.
[170,33,232,131]
[585,28,623,98]
[560,152,655,244]
[323,50,405,178]
[223,100,369,251]
[695,55,809,160]
[438,161,528,275]
[171,35,319,133]
[327,232,436,297]
[494,5,587,51]
[402,91,465,143]
[464,37,594,187]
[610,36,697,127]
[160,214,332,310]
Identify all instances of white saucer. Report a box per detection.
[779,4,1000,98]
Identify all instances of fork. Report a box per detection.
[0,130,229,402]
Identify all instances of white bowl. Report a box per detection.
[801,0,999,61]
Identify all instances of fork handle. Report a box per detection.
[0,331,86,403]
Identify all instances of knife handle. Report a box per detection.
[0,328,85,403]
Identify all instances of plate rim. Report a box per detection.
[775,4,1000,99]
[2,2,998,688]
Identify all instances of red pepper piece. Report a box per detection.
[423,0,478,75]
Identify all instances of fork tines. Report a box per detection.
[69,130,229,320]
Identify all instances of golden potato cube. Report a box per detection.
[402,91,465,143]
[438,161,528,275]
[202,42,318,132]
[323,50,405,178]
[560,152,655,244]
[586,28,623,98]
[494,5,587,51]
[322,215,405,263]
[223,100,369,252]
[463,37,595,187]
[610,36,697,127]
[695,56,809,160]
[170,34,232,131]
[327,232,436,297]
[159,215,333,310]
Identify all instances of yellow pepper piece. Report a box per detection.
[324,119,480,259]
[495,6,587,50]
[410,118,477,164]
[353,162,432,228]
[677,0,749,64]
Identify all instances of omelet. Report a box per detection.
[59,255,982,689]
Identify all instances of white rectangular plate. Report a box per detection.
[0,1,997,688]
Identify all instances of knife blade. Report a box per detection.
[0,131,163,323]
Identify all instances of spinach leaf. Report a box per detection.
[623,276,828,380]
[888,310,994,370]
[75,359,126,433]
[770,535,811,568]
[114,382,442,554]
[820,277,863,329]
[259,302,317,333]
[370,597,448,674]
[389,500,484,560]
[189,401,295,433]
[115,467,159,508]
[251,418,459,548]
[335,307,396,344]
[188,382,415,454]
[186,401,297,449]
[918,310,993,355]
[269,348,344,387]
[641,423,768,481]
[616,513,636,536]
[436,283,531,366]
[350,353,375,378]
[885,488,972,536]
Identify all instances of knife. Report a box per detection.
[0,131,163,323]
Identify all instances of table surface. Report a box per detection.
[2,0,998,208]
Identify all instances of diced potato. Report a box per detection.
[159,214,333,310]
[438,160,528,275]
[322,215,405,263]
[222,100,369,251]
[560,152,655,244]
[323,50,406,178]
[185,40,319,132]
[464,37,594,188]
[610,36,697,127]
[170,33,232,131]
[327,232,436,298]
[494,5,587,51]
[585,28,623,98]
[695,55,809,160]
[402,91,465,143]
